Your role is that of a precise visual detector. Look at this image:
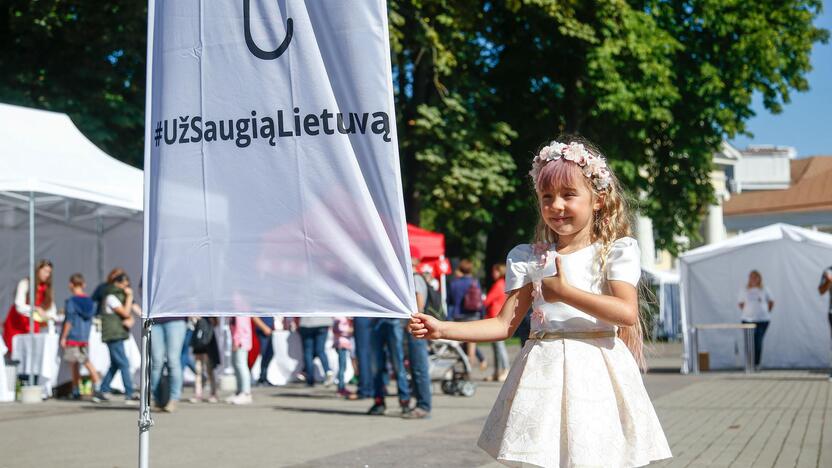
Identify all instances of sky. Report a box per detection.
[730,4,832,158]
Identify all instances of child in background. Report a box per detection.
[188,316,220,403]
[332,317,353,397]
[60,273,107,402]
[226,316,253,405]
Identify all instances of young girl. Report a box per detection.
[332,316,354,397]
[409,138,671,467]
[226,316,253,405]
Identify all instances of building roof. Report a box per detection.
[723,156,832,216]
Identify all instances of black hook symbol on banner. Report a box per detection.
[243,0,293,60]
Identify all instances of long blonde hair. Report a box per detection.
[530,137,646,369]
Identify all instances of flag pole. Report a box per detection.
[139,0,157,466]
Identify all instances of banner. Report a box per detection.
[143,0,414,318]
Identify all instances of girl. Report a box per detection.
[332,316,353,397]
[3,259,56,354]
[738,270,774,368]
[226,316,253,404]
[409,138,671,467]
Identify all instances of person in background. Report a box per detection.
[100,273,139,404]
[483,263,509,382]
[226,316,253,404]
[60,273,107,402]
[349,316,374,400]
[738,270,774,369]
[403,246,432,419]
[3,259,56,355]
[252,316,275,386]
[819,266,832,381]
[446,259,487,370]
[298,316,334,387]
[332,316,353,397]
[188,316,220,404]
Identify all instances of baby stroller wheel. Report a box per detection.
[458,380,476,397]
[441,379,456,395]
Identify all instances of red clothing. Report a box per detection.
[484,278,507,319]
[2,283,48,354]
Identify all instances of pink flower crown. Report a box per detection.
[530,141,612,191]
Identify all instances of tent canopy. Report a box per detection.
[0,103,143,322]
[407,224,445,260]
[679,223,832,371]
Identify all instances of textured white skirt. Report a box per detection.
[477,336,672,467]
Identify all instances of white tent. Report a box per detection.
[679,223,832,372]
[642,267,681,341]
[0,103,143,325]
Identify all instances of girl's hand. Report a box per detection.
[408,312,444,340]
[541,256,571,302]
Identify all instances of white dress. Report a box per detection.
[477,237,672,467]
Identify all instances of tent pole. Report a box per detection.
[28,191,35,387]
[138,319,153,468]
[96,214,104,284]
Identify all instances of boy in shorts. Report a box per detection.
[60,273,107,402]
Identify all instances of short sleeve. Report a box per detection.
[605,237,641,286]
[505,244,532,292]
[105,295,122,313]
[764,287,774,302]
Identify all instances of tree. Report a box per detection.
[2,1,826,264]
[0,1,146,166]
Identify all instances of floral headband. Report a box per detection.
[530,141,612,191]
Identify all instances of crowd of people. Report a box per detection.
[0,248,514,419]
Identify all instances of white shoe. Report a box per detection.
[229,393,252,405]
[324,370,335,387]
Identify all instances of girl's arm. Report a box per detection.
[409,283,532,342]
[541,256,638,327]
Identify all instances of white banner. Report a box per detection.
[143,0,414,318]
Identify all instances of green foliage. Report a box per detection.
[0,1,146,166]
[1,0,826,262]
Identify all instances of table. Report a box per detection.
[690,323,756,374]
[11,332,60,397]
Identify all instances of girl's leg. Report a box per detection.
[233,348,251,395]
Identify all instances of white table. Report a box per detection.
[0,338,13,402]
[11,332,60,397]
[690,323,756,374]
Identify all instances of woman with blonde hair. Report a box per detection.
[738,270,774,368]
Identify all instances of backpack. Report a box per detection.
[462,279,483,314]
[190,318,214,353]
[419,275,446,320]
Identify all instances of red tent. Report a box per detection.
[407,224,445,260]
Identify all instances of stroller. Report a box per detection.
[428,339,476,397]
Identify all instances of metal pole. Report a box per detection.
[744,327,754,374]
[28,192,35,387]
[96,213,104,284]
[139,0,157,465]
[691,327,699,375]
[138,319,153,468]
